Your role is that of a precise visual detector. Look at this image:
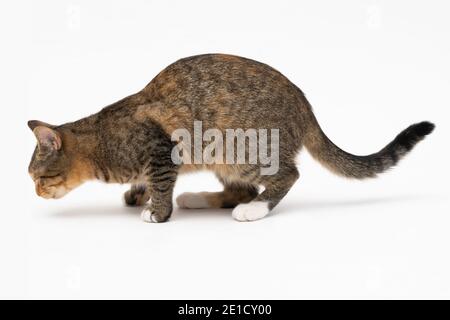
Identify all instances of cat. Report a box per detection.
[28,54,435,222]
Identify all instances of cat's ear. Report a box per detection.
[32,126,62,151]
[28,120,56,131]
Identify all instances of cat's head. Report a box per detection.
[27,120,91,199]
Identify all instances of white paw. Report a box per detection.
[232,201,270,222]
[176,192,210,209]
[140,208,159,223]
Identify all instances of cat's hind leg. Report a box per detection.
[176,180,258,209]
[123,184,151,206]
[232,164,299,222]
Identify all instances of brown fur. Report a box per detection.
[28,54,434,221]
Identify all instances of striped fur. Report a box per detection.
[27,54,434,222]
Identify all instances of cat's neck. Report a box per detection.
[59,92,150,183]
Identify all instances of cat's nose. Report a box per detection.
[35,180,58,199]
[35,180,49,198]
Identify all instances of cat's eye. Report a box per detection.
[40,174,60,179]
[38,174,63,188]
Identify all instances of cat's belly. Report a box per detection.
[178,163,256,186]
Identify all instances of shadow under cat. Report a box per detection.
[47,193,430,221]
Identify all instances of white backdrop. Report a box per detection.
[1,0,449,299]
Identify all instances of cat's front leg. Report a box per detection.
[140,168,178,223]
[124,184,151,206]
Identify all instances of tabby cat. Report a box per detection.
[28,54,434,222]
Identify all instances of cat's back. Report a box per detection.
[142,54,307,132]
[144,53,299,102]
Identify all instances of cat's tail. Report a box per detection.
[303,115,435,179]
